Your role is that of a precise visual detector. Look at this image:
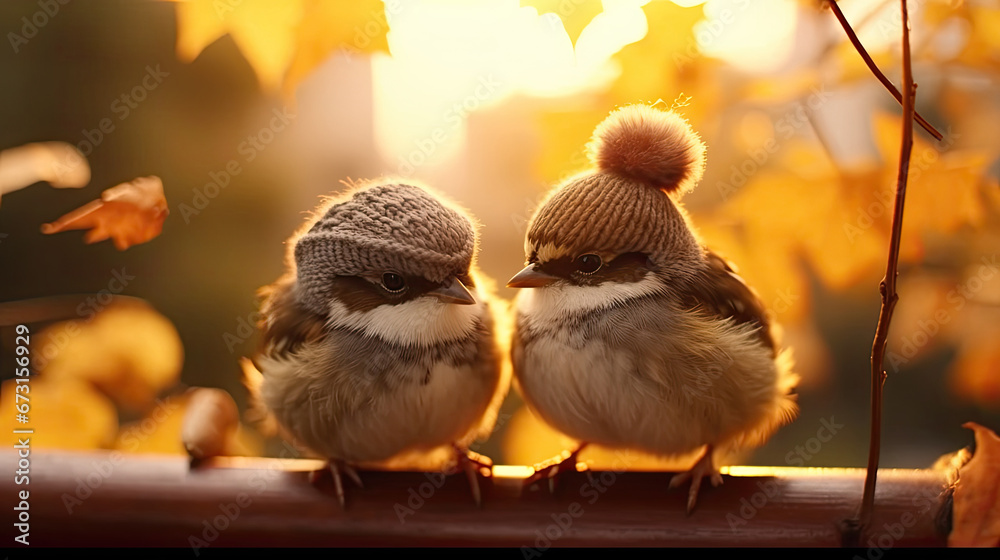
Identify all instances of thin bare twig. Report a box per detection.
[827,0,942,141]
[858,0,917,532]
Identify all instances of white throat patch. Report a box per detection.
[326,291,483,346]
[515,274,665,320]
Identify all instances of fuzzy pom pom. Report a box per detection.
[587,104,706,195]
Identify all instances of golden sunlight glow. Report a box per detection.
[695,0,798,74]
[492,464,536,479]
[372,0,649,171]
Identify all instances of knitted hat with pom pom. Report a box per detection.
[294,183,476,315]
[526,104,706,263]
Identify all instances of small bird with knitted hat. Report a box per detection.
[507,103,799,514]
[253,181,508,507]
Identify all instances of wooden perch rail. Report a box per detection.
[3,451,952,547]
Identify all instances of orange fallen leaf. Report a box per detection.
[949,422,1000,547]
[41,176,168,250]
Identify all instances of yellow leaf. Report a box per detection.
[521,0,605,46]
[174,0,227,62]
[871,112,990,252]
[608,0,708,113]
[175,0,305,91]
[283,0,390,98]
[115,394,190,454]
[116,391,264,457]
[700,169,814,321]
[36,301,184,412]
[0,378,117,450]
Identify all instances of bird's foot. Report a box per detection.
[668,446,723,515]
[452,444,494,507]
[309,459,364,508]
[525,443,589,494]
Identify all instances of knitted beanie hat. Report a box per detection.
[526,104,706,263]
[294,183,476,314]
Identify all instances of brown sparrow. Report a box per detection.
[254,181,508,506]
[507,104,799,513]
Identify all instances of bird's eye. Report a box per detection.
[381,272,406,293]
[575,254,603,275]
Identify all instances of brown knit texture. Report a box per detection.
[294,183,475,315]
[526,173,700,263]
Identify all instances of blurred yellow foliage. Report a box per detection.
[501,402,702,471]
[521,0,604,46]
[116,391,263,456]
[17,302,262,456]
[173,0,389,96]
[518,0,1000,418]
[531,1,710,185]
[114,394,191,454]
[0,377,117,450]
[36,301,184,412]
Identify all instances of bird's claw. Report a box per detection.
[309,459,364,508]
[525,444,588,494]
[453,445,494,507]
[669,447,723,515]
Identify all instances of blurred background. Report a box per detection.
[1,0,998,470]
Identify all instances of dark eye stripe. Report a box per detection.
[537,252,651,285]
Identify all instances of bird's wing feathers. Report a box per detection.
[257,272,328,357]
[677,250,776,356]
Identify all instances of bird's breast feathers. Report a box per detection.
[258,294,502,464]
[513,285,796,455]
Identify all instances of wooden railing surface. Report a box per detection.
[3,450,951,548]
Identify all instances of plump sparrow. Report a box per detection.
[254,181,508,506]
[508,104,799,513]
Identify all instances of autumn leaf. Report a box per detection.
[949,422,1000,547]
[283,0,390,98]
[609,0,712,121]
[41,176,168,251]
[114,394,191,454]
[173,0,390,96]
[175,0,303,91]
[871,113,990,254]
[0,377,117,450]
[521,0,604,47]
[36,301,184,412]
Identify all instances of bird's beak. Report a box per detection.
[507,263,559,288]
[427,276,477,305]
